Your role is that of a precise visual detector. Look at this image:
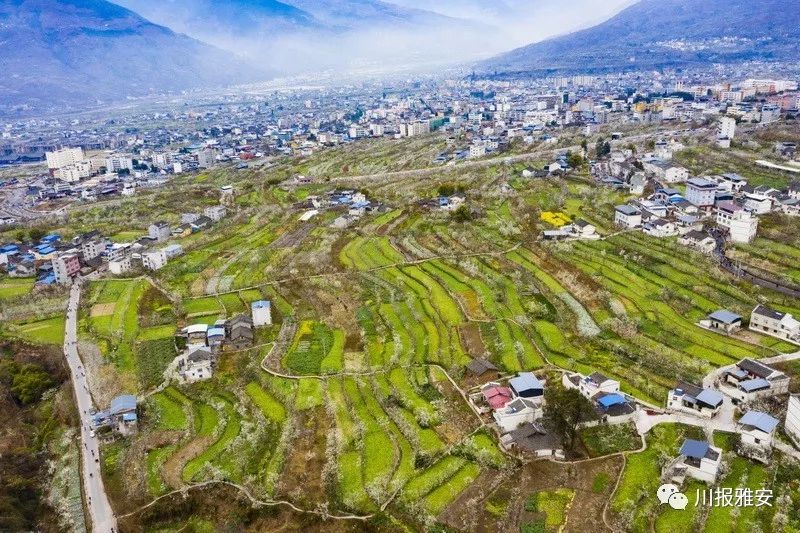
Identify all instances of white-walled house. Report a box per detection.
[785,395,800,447]
[737,410,779,450]
[663,439,722,484]
[566,371,621,400]
[643,218,678,237]
[142,250,167,271]
[667,381,723,418]
[750,305,800,344]
[493,397,543,433]
[614,205,642,228]
[721,358,790,403]
[251,300,272,326]
[177,346,214,383]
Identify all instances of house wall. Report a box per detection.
[786,396,800,447]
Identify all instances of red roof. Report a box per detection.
[483,386,512,409]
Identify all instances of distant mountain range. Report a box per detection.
[116,0,481,73]
[0,0,265,110]
[482,0,800,74]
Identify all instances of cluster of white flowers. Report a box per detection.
[558,292,601,337]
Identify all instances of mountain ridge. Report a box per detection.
[481,0,800,74]
[0,0,267,110]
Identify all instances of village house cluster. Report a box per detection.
[0,190,231,285]
[174,300,271,383]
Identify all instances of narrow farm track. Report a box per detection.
[116,480,375,522]
[186,243,522,300]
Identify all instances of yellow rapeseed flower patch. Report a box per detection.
[540,211,571,227]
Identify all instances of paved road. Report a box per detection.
[64,280,118,533]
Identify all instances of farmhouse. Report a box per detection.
[508,372,544,399]
[704,310,743,333]
[663,439,722,484]
[678,230,716,254]
[251,300,272,326]
[177,346,214,383]
[749,305,800,343]
[563,371,620,400]
[667,381,723,418]
[500,422,564,459]
[227,315,254,349]
[722,358,790,402]
[477,384,514,413]
[465,358,499,379]
[184,323,209,345]
[93,394,138,436]
[642,218,678,237]
[493,397,543,433]
[786,395,800,447]
[590,392,637,425]
[737,410,779,450]
[614,204,642,228]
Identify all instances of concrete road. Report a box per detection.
[64,280,118,533]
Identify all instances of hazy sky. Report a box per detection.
[116,0,638,74]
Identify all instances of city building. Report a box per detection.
[686,177,717,209]
[106,154,134,173]
[52,253,80,284]
[718,116,737,140]
[715,202,758,243]
[54,160,93,182]
[46,147,84,170]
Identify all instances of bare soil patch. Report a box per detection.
[276,407,331,508]
[90,303,115,317]
[437,456,624,532]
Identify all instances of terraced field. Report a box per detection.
[67,143,800,531]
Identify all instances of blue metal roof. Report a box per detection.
[739,378,770,392]
[252,300,271,309]
[207,327,225,336]
[708,310,742,324]
[680,439,710,459]
[122,412,138,422]
[739,411,779,433]
[509,372,543,393]
[597,393,626,408]
[695,389,723,407]
[110,394,137,415]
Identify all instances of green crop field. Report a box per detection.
[51,127,800,532]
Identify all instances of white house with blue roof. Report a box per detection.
[737,410,779,450]
[722,358,790,403]
[508,372,544,399]
[93,394,138,436]
[667,380,724,418]
[251,300,272,326]
[664,439,722,484]
[704,309,743,333]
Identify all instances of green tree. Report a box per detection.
[543,385,596,450]
[28,228,46,242]
[566,152,584,169]
[437,183,456,197]
[451,204,472,223]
